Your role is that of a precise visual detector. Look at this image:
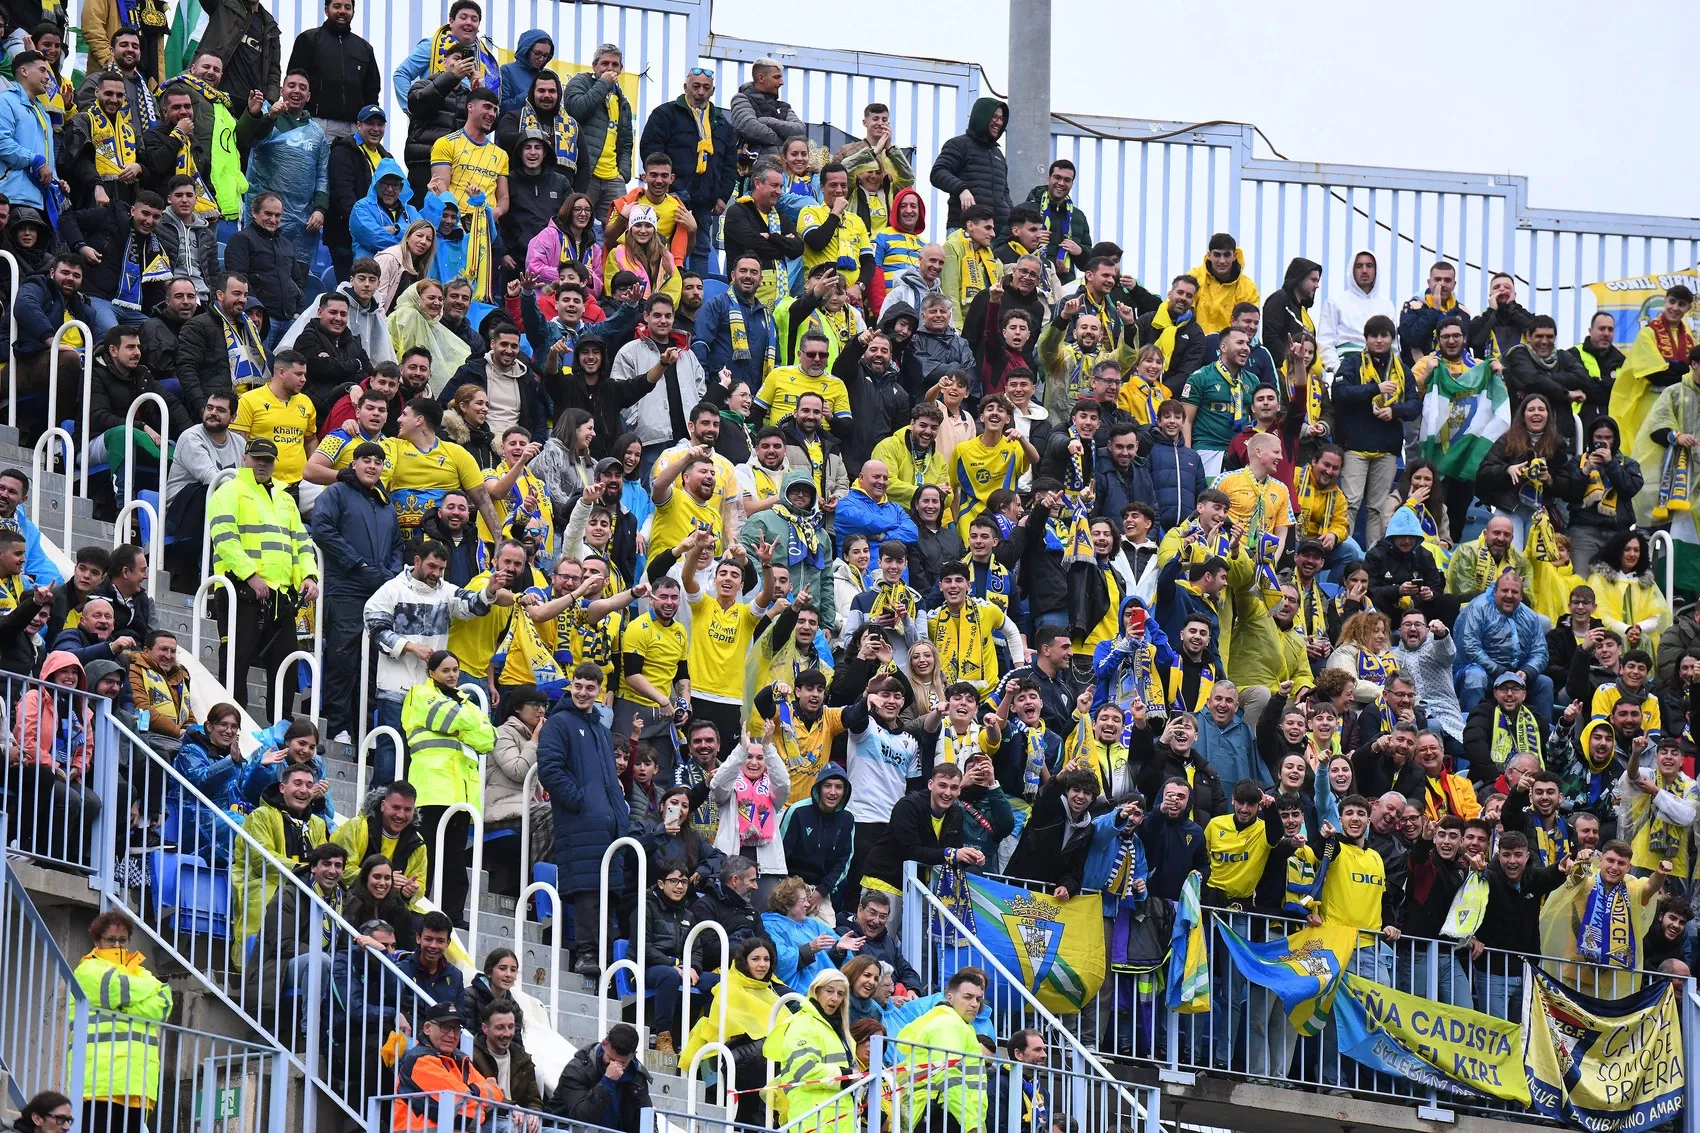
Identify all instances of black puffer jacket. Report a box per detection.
[57,202,183,305]
[403,72,470,186]
[140,303,195,384]
[326,133,387,251]
[293,318,373,419]
[1261,257,1321,370]
[687,879,759,969]
[501,166,570,265]
[87,351,193,438]
[929,97,1011,232]
[642,887,695,968]
[223,223,302,322]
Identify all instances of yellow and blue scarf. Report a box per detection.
[1577,878,1635,969]
[428,26,500,94]
[519,102,577,169]
[88,106,136,177]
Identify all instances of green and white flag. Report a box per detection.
[1420,360,1510,481]
[165,0,208,78]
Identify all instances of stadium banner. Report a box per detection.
[1215,919,1359,1036]
[1583,270,1700,348]
[1524,967,1685,1133]
[1334,974,1530,1105]
[932,870,1106,1014]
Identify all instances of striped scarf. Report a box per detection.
[518,103,577,169]
[1292,465,1337,542]
[1577,876,1635,969]
[88,106,136,177]
[428,26,500,94]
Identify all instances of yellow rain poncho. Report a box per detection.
[680,964,788,1067]
[762,970,857,1133]
[1610,314,1695,443]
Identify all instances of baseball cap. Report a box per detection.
[421,1000,462,1025]
[356,105,386,123]
[246,438,279,460]
[1295,539,1327,557]
[1492,671,1525,688]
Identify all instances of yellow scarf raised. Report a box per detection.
[519,102,577,169]
[1292,465,1337,541]
[1149,303,1193,368]
[88,106,136,177]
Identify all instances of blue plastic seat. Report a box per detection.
[147,849,230,938]
[532,862,557,922]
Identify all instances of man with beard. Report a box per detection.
[175,271,268,414]
[1179,325,1257,478]
[1260,256,1322,372]
[77,27,161,132]
[1390,611,1464,745]
[1318,249,1395,376]
[1469,272,1536,362]
[1138,274,1208,391]
[322,358,409,440]
[327,108,394,276]
[62,71,147,209]
[692,251,775,390]
[495,69,576,179]
[1568,311,1626,430]
[1504,313,1589,414]
[286,0,380,139]
[1410,316,1481,539]
[929,96,1011,233]
[242,70,331,275]
[501,132,570,274]
[140,276,201,385]
[834,328,909,474]
[1398,260,1469,370]
[294,291,373,419]
[1041,302,1128,418]
[1446,514,1528,601]
[58,190,179,338]
[639,69,735,275]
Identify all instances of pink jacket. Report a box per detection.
[13,650,91,775]
[525,220,604,294]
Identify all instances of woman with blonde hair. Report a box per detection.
[374,219,438,313]
[902,641,946,723]
[603,203,680,302]
[1327,610,1397,705]
[388,278,470,393]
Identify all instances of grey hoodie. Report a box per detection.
[883,265,944,320]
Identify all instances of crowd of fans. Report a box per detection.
[4,0,1700,1126]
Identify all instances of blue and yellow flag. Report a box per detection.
[1334,974,1530,1104]
[1525,968,1685,1133]
[1166,872,1210,1013]
[1216,919,1360,1036]
[933,871,1106,1015]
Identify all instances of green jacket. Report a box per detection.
[70,949,174,1106]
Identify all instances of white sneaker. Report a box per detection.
[332,730,352,745]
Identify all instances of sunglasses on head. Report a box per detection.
[688,67,714,78]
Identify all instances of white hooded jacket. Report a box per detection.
[1317,248,1396,373]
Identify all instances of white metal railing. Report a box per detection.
[678,919,730,1067]
[514,873,563,1031]
[0,250,16,428]
[356,725,407,802]
[900,863,1158,1125]
[42,321,93,491]
[28,426,74,556]
[1651,529,1676,607]
[200,467,238,580]
[595,836,649,1040]
[428,800,485,956]
[190,574,237,688]
[758,990,808,1124]
[273,544,326,721]
[518,762,540,886]
[120,389,170,508]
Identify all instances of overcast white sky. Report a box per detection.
[709,0,1699,220]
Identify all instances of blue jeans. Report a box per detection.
[1325,537,1365,577]
[688,204,720,276]
[1400,944,1471,1007]
[1456,666,1554,722]
[648,964,685,1038]
[1473,970,1522,1024]
[86,296,148,340]
[370,695,404,787]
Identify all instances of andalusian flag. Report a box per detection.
[1165,872,1210,1013]
[165,0,209,78]
[1215,919,1360,1036]
[1420,361,1511,482]
[933,871,1106,1015]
